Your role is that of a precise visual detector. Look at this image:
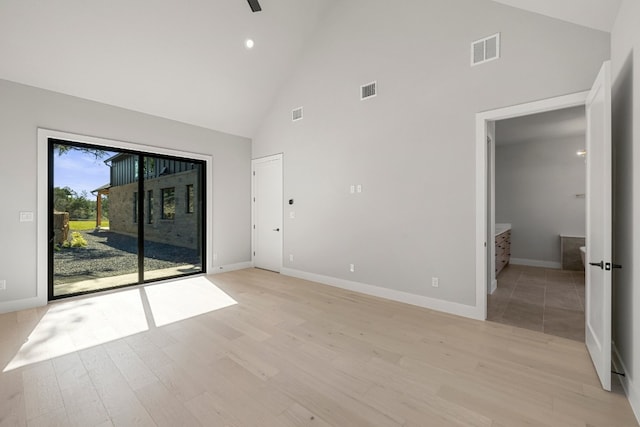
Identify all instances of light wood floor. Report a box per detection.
[0,268,637,427]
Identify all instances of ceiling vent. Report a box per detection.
[360,81,377,100]
[292,107,303,122]
[471,33,500,66]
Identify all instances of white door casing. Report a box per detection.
[475,91,589,321]
[585,61,613,391]
[252,154,283,272]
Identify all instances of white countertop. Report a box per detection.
[495,223,512,236]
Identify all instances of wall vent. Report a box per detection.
[360,81,377,100]
[471,33,500,66]
[292,107,303,122]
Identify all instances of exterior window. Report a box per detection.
[186,184,195,213]
[145,158,155,178]
[161,187,175,220]
[133,192,138,223]
[147,190,153,223]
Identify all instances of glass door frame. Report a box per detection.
[46,137,207,301]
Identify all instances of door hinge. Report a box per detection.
[253,171,255,176]
[253,251,256,256]
[253,224,255,229]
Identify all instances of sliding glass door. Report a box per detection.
[142,155,203,282]
[49,139,205,299]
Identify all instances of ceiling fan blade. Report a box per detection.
[247,0,262,12]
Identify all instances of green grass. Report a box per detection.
[69,220,109,231]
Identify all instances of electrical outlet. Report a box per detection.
[350,264,355,272]
[0,280,6,291]
[289,254,294,262]
[289,211,295,219]
[432,277,439,288]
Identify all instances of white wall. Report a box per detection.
[0,79,252,310]
[494,135,586,265]
[611,0,640,420]
[252,0,609,311]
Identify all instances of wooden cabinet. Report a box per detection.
[495,230,511,276]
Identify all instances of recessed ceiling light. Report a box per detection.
[245,39,255,49]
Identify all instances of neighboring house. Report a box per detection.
[106,153,201,250]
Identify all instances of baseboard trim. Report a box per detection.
[490,279,498,294]
[510,258,561,269]
[211,261,253,274]
[280,268,481,320]
[613,342,640,425]
[0,263,254,314]
[0,296,47,315]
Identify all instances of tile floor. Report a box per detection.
[487,264,585,341]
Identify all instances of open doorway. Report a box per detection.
[476,62,614,391]
[486,106,587,341]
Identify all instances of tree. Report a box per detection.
[53,187,97,219]
[53,143,108,159]
[53,186,76,213]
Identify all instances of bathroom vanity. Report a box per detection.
[495,224,512,276]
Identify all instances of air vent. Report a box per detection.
[292,107,303,122]
[471,33,500,66]
[360,81,377,100]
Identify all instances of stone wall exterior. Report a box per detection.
[109,169,201,249]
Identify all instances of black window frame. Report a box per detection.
[47,138,206,301]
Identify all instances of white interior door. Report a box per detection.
[252,155,283,272]
[585,61,613,391]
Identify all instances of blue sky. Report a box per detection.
[54,149,115,196]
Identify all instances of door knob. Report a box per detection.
[273,228,280,232]
[605,262,623,270]
[589,261,604,269]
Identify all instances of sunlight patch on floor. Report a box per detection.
[4,289,147,371]
[145,276,237,327]
[3,276,237,372]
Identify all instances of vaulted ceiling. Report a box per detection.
[492,0,622,33]
[0,0,621,138]
[0,0,337,138]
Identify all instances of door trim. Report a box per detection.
[37,129,214,305]
[474,91,589,320]
[251,153,283,271]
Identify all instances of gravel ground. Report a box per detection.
[53,230,201,285]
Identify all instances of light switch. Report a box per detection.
[356,184,362,193]
[19,211,34,222]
